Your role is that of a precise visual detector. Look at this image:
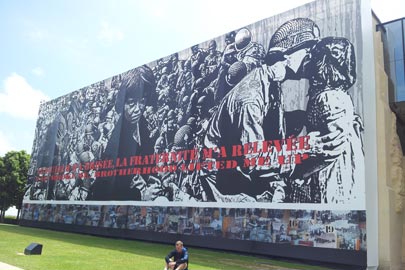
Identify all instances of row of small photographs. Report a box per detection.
[21,204,366,251]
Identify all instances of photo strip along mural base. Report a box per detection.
[21,0,368,266]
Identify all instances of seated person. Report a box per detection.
[164,241,189,270]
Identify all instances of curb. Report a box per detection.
[0,262,23,270]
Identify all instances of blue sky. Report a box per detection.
[0,0,402,156]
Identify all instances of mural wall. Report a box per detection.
[22,0,368,264]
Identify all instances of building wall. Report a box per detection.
[373,14,405,270]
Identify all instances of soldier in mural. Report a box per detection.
[194,18,352,203]
[88,65,157,200]
[234,28,266,70]
[296,37,364,204]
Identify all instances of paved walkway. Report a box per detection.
[0,262,23,270]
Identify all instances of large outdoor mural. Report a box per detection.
[22,0,368,262]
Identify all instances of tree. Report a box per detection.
[0,150,30,222]
[0,156,12,221]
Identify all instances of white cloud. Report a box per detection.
[27,29,48,41]
[0,131,14,156]
[32,67,44,76]
[371,0,403,22]
[98,21,124,45]
[5,206,18,217]
[0,73,49,120]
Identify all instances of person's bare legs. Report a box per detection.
[165,261,177,270]
[175,262,187,270]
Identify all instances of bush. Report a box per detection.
[3,218,18,225]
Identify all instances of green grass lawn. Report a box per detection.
[0,224,328,270]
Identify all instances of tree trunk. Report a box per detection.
[16,208,21,221]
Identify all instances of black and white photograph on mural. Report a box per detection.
[23,0,366,211]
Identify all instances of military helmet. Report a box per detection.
[173,125,193,150]
[226,61,248,86]
[269,18,320,53]
[235,28,252,51]
[208,40,217,50]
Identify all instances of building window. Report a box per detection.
[378,18,405,103]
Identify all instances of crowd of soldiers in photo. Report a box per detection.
[25,17,364,204]
[26,78,119,201]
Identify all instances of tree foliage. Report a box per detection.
[0,150,30,221]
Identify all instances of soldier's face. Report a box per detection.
[78,94,85,103]
[91,143,99,152]
[124,97,145,125]
[86,88,96,100]
[167,119,175,130]
[284,48,310,79]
